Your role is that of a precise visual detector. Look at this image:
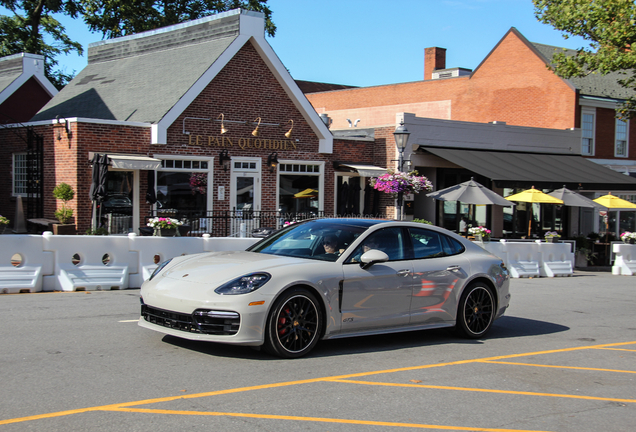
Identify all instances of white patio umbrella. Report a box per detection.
[548,186,607,210]
[426,178,514,206]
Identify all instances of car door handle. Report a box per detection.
[446,265,461,272]
[396,269,411,277]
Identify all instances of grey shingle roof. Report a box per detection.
[0,55,25,94]
[532,42,634,100]
[32,14,240,123]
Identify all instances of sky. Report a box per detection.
[4,0,592,88]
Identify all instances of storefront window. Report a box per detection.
[279,163,321,218]
[156,158,210,216]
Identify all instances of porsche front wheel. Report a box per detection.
[264,288,322,358]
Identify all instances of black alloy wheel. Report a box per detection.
[456,283,495,338]
[264,288,322,358]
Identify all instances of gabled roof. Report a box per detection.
[31,9,332,151]
[532,42,634,100]
[0,53,58,104]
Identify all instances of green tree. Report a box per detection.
[82,0,276,39]
[534,0,636,119]
[0,0,83,88]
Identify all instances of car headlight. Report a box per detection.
[149,258,173,281]
[214,273,271,295]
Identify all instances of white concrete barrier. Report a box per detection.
[43,233,133,291]
[537,241,574,277]
[480,240,508,267]
[503,241,541,278]
[0,235,53,293]
[612,243,636,276]
[128,234,206,288]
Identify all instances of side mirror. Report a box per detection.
[360,249,389,269]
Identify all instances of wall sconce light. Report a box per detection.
[219,149,231,171]
[218,113,228,134]
[267,152,279,172]
[55,115,71,140]
[284,119,294,139]
[251,117,261,137]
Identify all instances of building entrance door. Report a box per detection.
[230,159,261,236]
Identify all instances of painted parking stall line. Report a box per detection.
[1,340,635,429]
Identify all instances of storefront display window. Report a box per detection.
[156,158,211,216]
[279,163,322,218]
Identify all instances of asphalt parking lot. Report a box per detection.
[0,271,634,431]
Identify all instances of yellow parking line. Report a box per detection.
[108,407,552,432]
[2,340,635,426]
[330,379,636,404]
[479,360,636,374]
[592,347,636,353]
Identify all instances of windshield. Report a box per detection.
[247,219,373,261]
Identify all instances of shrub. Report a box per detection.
[53,183,75,224]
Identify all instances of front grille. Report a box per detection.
[141,304,240,335]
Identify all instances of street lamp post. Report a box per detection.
[393,120,410,220]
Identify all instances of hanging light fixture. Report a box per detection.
[218,113,228,134]
[267,152,279,172]
[252,117,261,137]
[219,149,231,171]
[284,119,294,139]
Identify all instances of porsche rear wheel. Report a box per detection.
[456,283,495,338]
[264,288,322,358]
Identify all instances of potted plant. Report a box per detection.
[0,215,9,234]
[544,231,561,243]
[52,183,76,235]
[469,226,491,242]
[620,232,636,244]
[147,217,183,237]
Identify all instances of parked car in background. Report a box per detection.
[101,194,132,215]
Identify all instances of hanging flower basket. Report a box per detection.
[189,173,208,194]
[369,170,433,195]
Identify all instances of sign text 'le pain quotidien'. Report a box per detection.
[188,135,297,150]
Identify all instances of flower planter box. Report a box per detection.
[155,227,178,237]
[52,224,76,235]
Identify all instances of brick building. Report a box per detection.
[306,27,636,237]
[0,10,385,236]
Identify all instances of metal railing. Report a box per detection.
[144,210,391,237]
[145,210,324,237]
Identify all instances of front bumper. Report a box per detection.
[138,298,269,346]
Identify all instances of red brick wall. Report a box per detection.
[165,42,331,213]
[594,108,617,159]
[424,47,446,80]
[307,30,577,130]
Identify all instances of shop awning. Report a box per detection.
[423,147,636,190]
[336,163,387,177]
[89,153,162,170]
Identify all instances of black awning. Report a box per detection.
[423,147,636,190]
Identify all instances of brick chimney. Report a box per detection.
[424,47,446,80]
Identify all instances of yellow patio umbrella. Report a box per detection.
[293,188,318,198]
[593,193,636,209]
[506,186,564,237]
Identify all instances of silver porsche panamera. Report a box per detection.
[139,219,510,358]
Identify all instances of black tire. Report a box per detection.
[263,288,322,358]
[456,282,495,339]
